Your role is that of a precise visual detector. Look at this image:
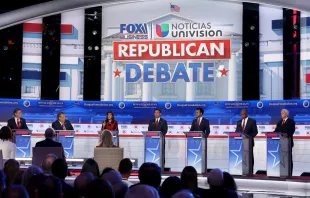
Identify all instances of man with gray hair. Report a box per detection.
[274,108,295,176]
[42,154,57,174]
[35,128,65,158]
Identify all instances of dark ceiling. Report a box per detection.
[0,0,52,13]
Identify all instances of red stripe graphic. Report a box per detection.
[23,23,73,34]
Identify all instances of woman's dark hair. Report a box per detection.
[0,126,12,141]
[4,159,20,186]
[159,176,181,198]
[223,172,237,191]
[100,167,114,178]
[105,111,115,123]
[81,159,100,178]
[181,166,198,192]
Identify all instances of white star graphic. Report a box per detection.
[188,142,202,166]
[268,143,280,168]
[146,142,160,163]
[63,139,74,158]
[230,142,243,166]
[16,138,31,157]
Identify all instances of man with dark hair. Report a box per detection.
[235,109,258,173]
[148,109,168,135]
[1,185,29,198]
[7,108,28,130]
[52,112,74,131]
[137,162,162,190]
[52,158,77,197]
[35,128,65,158]
[118,158,133,187]
[190,108,210,137]
[29,174,62,198]
[74,172,94,197]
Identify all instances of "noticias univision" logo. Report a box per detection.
[155,22,223,38]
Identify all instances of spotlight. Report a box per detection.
[250,25,255,30]
[3,46,8,51]
[88,46,92,50]
[92,30,97,35]
[94,46,99,50]
[244,42,249,47]
[45,45,49,50]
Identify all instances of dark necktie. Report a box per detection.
[282,119,286,125]
[17,119,20,129]
[62,124,66,130]
[197,118,200,127]
[155,119,158,127]
[242,119,245,132]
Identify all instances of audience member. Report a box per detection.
[4,159,20,186]
[81,158,100,178]
[126,184,159,198]
[180,166,204,197]
[0,169,6,194]
[21,166,42,188]
[74,172,94,198]
[1,185,29,198]
[160,176,182,198]
[101,170,128,198]
[13,170,24,185]
[223,172,243,198]
[100,167,114,177]
[52,158,77,198]
[205,168,238,198]
[0,126,16,159]
[35,128,65,158]
[98,130,117,147]
[118,158,133,187]
[172,190,195,198]
[137,162,161,190]
[27,173,62,198]
[41,154,57,174]
[85,178,114,198]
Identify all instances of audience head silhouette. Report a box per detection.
[207,168,224,188]
[0,126,12,141]
[138,162,162,189]
[44,128,55,139]
[85,178,114,198]
[4,159,20,186]
[42,154,57,174]
[22,166,42,187]
[172,190,195,198]
[125,184,159,198]
[74,172,94,197]
[51,158,68,180]
[160,176,182,198]
[82,158,100,178]
[181,166,198,192]
[223,171,237,191]
[118,158,132,179]
[1,185,29,198]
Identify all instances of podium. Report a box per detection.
[12,129,32,158]
[55,130,75,158]
[111,130,119,147]
[142,131,164,169]
[224,132,253,176]
[183,131,207,174]
[263,132,292,177]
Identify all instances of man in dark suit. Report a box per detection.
[235,109,258,173]
[7,108,28,130]
[190,108,210,137]
[52,112,74,131]
[274,109,295,176]
[35,128,65,158]
[148,109,168,135]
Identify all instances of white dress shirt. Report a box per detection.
[197,117,202,125]
[0,140,16,160]
[15,117,20,126]
[155,118,160,123]
[241,117,249,129]
[59,121,66,130]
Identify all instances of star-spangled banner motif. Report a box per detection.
[59,136,74,158]
[145,136,161,165]
[187,137,203,172]
[228,137,243,175]
[267,137,280,177]
[16,135,31,158]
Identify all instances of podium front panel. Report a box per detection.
[280,135,291,177]
[228,135,243,175]
[186,136,203,173]
[14,131,32,158]
[266,135,280,177]
[57,131,75,158]
[144,135,161,165]
[242,136,253,176]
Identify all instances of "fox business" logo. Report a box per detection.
[120,24,148,39]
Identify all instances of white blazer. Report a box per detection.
[0,140,16,160]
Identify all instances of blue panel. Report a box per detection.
[229,136,243,175]
[22,70,41,80]
[187,136,202,172]
[144,136,161,165]
[59,136,74,158]
[16,134,31,157]
[267,137,280,177]
[60,72,66,80]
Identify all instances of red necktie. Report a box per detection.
[155,119,158,127]
[62,124,66,130]
[197,118,200,127]
[282,119,285,125]
[242,119,245,132]
[17,120,20,129]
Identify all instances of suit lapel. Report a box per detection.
[244,118,250,132]
[12,118,18,129]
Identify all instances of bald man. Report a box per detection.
[274,109,295,176]
[235,109,258,172]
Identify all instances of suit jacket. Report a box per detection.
[35,138,65,158]
[190,117,210,137]
[148,118,168,135]
[274,118,295,147]
[235,117,258,146]
[7,117,28,130]
[52,120,74,131]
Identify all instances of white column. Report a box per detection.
[104,54,112,101]
[186,61,195,101]
[228,53,237,101]
[142,61,152,101]
[112,61,119,101]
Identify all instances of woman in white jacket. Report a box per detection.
[0,126,16,160]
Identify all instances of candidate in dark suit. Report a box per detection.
[7,108,28,130]
[274,109,295,176]
[52,112,74,131]
[190,108,210,137]
[148,109,168,135]
[235,109,258,172]
[35,128,65,158]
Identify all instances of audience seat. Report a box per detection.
[32,147,63,166]
[94,148,124,170]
